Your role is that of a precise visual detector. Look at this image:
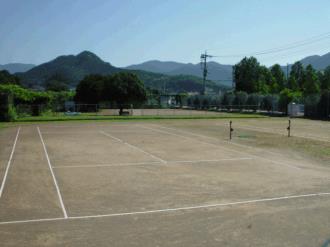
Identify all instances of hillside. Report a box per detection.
[0,63,35,73]
[17,51,120,88]
[132,70,228,93]
[125,60,233,86]
[299,52,330,70]
[17,51,225,93]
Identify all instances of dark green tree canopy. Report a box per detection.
[289,62,305,90]
[320,66,330,90]
[0,70,21,85]
[75,72,147,106]
[233,57,261,93]
[303,64,320,95]
[270,64,286,91]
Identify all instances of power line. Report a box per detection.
[211,31,330,58]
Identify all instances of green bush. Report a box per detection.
[7,105,17,121]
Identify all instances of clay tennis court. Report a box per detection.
[0,118,329,246]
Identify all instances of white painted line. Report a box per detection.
[52,157,253,169]
[37,127,68,219]
[169,157,253,164]
[0,127,20,198]
[0,192,329,225]
[53,161,163,169]
[146,125,301,170]
[99,131,167,164]
[0,217,65,225]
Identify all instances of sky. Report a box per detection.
[1,0,330,67]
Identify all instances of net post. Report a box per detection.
[287,119,291,137]
[229,120,234,140]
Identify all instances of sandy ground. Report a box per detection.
[0,118,329,246]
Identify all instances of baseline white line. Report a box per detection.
[37,127,68,218]
[51,157,253,169]
[0,192,329,225]
[143,125,301,170]
[99,131,167,164]
[0,127,20,198]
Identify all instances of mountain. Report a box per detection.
[125,60,233,86]
[0,63,35,73]
[17,51,120,88]
[17,51,226,93]
[126,60,184,74]
[299,52,330,70]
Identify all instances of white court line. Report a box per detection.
[0,127,20,198]
[37,127,68,218]
[0,192,329,225]
[51,157,253,169]
[143,125,301,170]
[99,131,167,164]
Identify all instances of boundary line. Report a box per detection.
[0,127,20,198]
[0,192,329,225]
[142,125,301,170]
[99,131,167,164]
[51,157,253,169]
[37,127,68,218]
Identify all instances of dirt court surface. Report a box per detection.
[0,118,329,246]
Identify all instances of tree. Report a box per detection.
[233,91,248,109]
[270,64,286,92]
[289,62,304,91]
[233,57,261,93]
[222,92,235,109]
[75,74,105,104]
[258,66,273,94]
[278,88,302,114]
[303,64,320,95]
[45,73,70,92]
[0,70,20,85]
[320,66,330,91]
[246,93,262,111]
[104,72,147,114]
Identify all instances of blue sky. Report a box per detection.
[1,0,330,66]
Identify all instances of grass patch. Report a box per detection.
[15,113,266,123]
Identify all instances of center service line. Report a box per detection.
[37,127,68,219]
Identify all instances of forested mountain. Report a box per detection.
[0,63,35,73]
[125,52,330,86]
[299,52,330,70]
[126,60,233,86]
[17,51,121,88]
[16,51,225,93]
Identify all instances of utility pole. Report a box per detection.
[286,63,289,81]
[200,51,215,95]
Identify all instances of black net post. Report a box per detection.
[287,119,291,137]
[229,120,234,140]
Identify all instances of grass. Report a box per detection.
[14,112,266,123]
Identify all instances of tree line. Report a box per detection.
[232,57,330,117]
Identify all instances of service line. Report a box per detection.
[52,157,253,169]
[99,130,167,164]
[37,127,68,218]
